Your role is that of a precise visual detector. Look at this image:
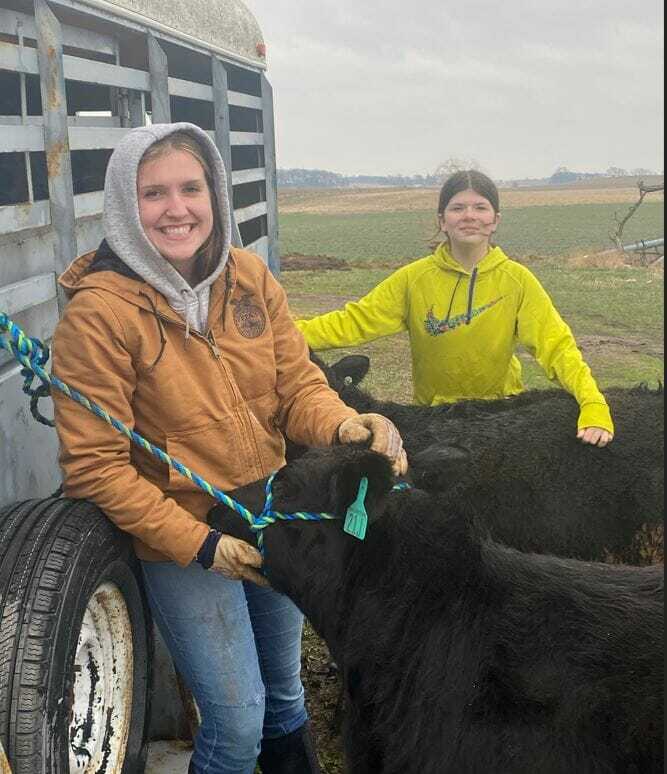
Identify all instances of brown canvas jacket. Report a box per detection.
[52,247,358,565]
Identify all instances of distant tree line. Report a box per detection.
[277,160,662,189]
[277,168,442,188]
[548,166,658,185]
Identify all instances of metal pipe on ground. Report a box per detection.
[622,238,664,252]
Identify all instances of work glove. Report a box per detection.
[212,534,269,587]
[338,413,408,476]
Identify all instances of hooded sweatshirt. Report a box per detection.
[296,244,614,433]
[103,121,232,331]
[52,123,358,566]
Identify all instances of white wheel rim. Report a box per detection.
[69,581,134,773]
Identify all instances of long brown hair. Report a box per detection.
[140,131,225,281]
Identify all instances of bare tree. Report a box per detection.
[434,157,481,183]
[610,180,664,265]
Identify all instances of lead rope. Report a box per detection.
[0,313,410,539]
[0,313,337,532]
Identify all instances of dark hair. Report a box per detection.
[437,170,500,215]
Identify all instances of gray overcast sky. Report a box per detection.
[244,0,664,179]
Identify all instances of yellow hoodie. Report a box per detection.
[296,244,614,433]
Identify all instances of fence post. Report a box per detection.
[211,57,242,247]
[34,0,77,312]
[148,34,170,124]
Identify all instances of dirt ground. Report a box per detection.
[301,625,346,773]
[281,253,351,272]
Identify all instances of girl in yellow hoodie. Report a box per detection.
[297,171,614,446]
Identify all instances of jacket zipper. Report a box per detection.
[207,327,266,475]
[154,313,265,476]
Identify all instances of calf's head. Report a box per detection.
[209,445,396,595]
[209,445,481,651]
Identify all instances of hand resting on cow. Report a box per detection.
[209,445,664,774]
[312,354,664,565]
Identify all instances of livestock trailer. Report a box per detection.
[0,0,279,770]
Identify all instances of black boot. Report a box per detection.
[258,722,322,773]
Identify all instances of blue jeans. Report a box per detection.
[141,560,308,774]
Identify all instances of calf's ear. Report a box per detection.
[207,504,257,546]
[330,355,370,386]
[328,450,394,522]
[410,443,471,490]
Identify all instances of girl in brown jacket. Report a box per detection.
[52,123,406,774]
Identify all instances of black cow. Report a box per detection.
[210,446,664,774]
[312,354,664,564]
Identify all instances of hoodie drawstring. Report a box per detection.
[139,292,168,371]
[443,274,463,327]
[466,268,479,325]
[180,288,195,343]
[222,264,232,332]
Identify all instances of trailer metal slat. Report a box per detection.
[230,132,264,146]
[65,53,151,90]
[0,124,44,153]
[0,45,263,111]
[0,6,116,56]
[168,77,213,103]
[0,273,57,317]
[227,91,263,111]
[234,201,267,224]
[244,235,269,262]
[74,190,105,219]
[260,74,279,274]
[0,201,51,235]
[68,126,131,150]
[231,167,266,186]
[0,115,122,127]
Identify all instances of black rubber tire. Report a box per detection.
[0,498,152,773]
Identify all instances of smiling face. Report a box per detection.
[439,189,500,249]
[137,148,214,282]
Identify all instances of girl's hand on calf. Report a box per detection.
[338,413,409,475]
[212,535,269,586]
[577,426,614,447]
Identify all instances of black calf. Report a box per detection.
[313,354,664,564]
[210,446,664,774]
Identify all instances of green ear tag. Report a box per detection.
[344,477,369,541]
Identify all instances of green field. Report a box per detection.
[280,201,664,262]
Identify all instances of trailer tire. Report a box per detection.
[0,498,151,773]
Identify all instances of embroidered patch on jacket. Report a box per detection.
[232,294,266,338]
[424,297,503,336]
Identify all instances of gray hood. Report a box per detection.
[103,122,232,333]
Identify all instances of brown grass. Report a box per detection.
[278,185,664,215]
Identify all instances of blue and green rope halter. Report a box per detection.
[0,312,341,534]
[1,312,411,542]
